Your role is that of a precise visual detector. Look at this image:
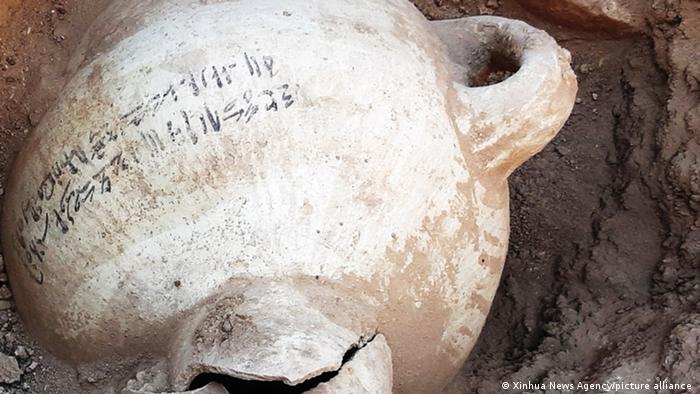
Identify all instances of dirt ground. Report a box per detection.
[0,0,698,393]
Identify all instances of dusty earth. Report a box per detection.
[0,0,698,393]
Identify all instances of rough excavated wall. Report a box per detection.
[649,1,700,385]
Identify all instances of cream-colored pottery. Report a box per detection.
[2,0,576,392]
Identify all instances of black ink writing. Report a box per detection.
[15,52,299,284]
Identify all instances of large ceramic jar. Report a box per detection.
[2,0,576,392]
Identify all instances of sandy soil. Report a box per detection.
[0,1,697,393]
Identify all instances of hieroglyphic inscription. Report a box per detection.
[14,52,299,284]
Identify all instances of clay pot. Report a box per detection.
[1,0,576,392]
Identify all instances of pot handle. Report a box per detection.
[431,16,577,178]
